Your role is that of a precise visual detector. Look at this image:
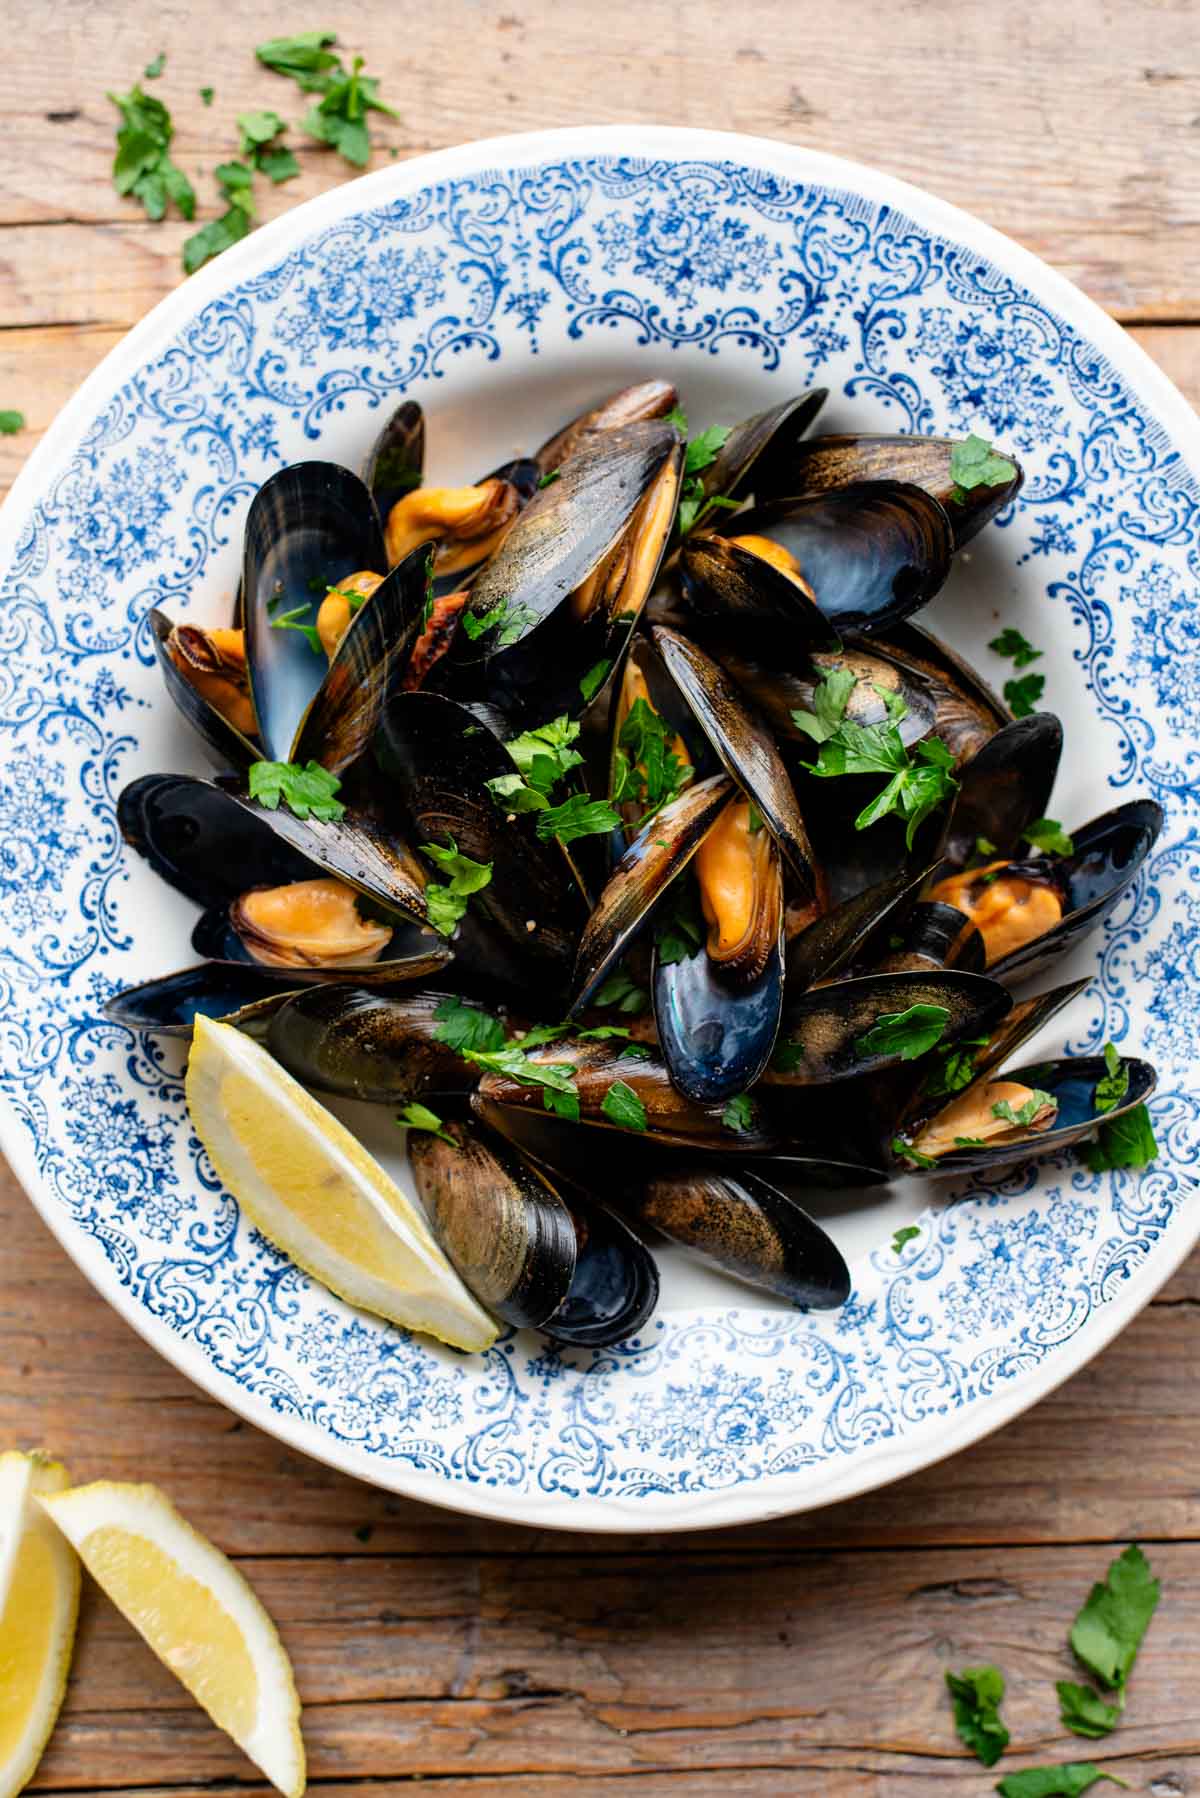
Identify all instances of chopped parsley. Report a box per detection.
[619,1041,653,1060]
[535,793,621,845]
[948,433,1018,505]
[747,801,764,833]
[109,83,196,223]
[200,86,215,106]
[1005,672,1046,717]
[537,469,561,490]
[653,877,705,966]
[431,995,506,1057]
[1052,1545,1160,1740]
[995,1768,1126,1798]
[182,161,256,274]
[579,658,612,704]
[1022,817,1074,856]
[676,419,734,534]
[795,671,958,849]
[855,1002,951,1062]
[612,696,694,823]
[248,759,345,822]
[397,1102,456,1147]
[0,411,24,435]
[303,55,397,166]
[923,1035,988,1099]
[1093,1042,1129,1116]
[721,1093,756,1134]
[891,1226,920,1253]
[892,1137,936,1169]
[420,838,494,938]
[462,1042,579,1121]
[771,1037,806,1074]
[238,110,300,184]
[594,967,650,1015]
[601,1079,648,1132]
[944,1664,1009,1767]
[991,1089,1056,1127]
[1056,1683,1122,1739]
[461,596,536,646]
[989,626,1042,668]
[1084,1103,1157,1172]
[255,30,342,90]
[268,601,323,654]
[143,52,166,79]
[976,834,998,857]
[485,714,618,843]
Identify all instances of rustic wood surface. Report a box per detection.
[2,2,1198,1792]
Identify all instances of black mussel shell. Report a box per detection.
[190,903,450,989]
[678,533,841,652]
[785,864,933,993]
[654,925,785,1105]
[118,773,315,911]
[865,619,1009,762]
[762,969,1012,1088]
[713,482,954,636]
[149,609,256,772]
[870,900,984,975]
[651,625,824,906]
[936,712,1063,871]
[631,1165,850,1309]
[570,774,733,1012]
[267,986,477,1102]
[694,390,828,508]
[779,433,1024,548]
[243,462,387,762]
[373,690,580,979]
[753,1153,892,1189]
[291,544,433,773]
[544,1198,659,1348]
[103,965,298,1039]
[534,379,679,473]
[703,637,934,750]
[364,400,424,520]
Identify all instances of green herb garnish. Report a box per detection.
[594,968,650,1015]
[537,469,560,490]
[579,658,612,704]
[1084,1103,1157,1172]
[855,1003,951,1063]
[653,876,705,966]
[237,110,299,183]
[431,995,506,1057]
[948,433,1018,505]
[268,602,323,654]
[989,627,1042,668]
[770,1037,806,1074]
[1093,1042,1129,1116]
[1022,817,1074,856]
[181,159,257,274]
[397,1102,456,1148]
[1069,1543,1160,1694]
[891,1226,920,1253]
[535,793,621,845]
[995,1767,1126,1798]
[302,54,397,166]
[721,1093,756,1134]
[200,86,215,105]
[612,697,694,823]
[1055,1683,1123,1740]
[892,1137,937,1169]
[461,596,535,646]
[420,838,494,939]
[944,1664,1009,1767]
[796,672,958,850]
[619,1041,653,1060]
[0,411,24,435]
[143,52,166,79]
[677,422,732,533]
[601,1080,648,1132]
[991,1089,1056,1127]
[462,1043,579,1121]
[255,30,342,90]
[923,1035,988,1099]
[248,759,345,822]
[1005,673,1046,717]
[108,83,196,223]
[976,834,998,857]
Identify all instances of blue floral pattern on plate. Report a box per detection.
[1,141,1197,1523]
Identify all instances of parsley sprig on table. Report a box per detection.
[0,411,24,435]
[255,30,397,166]
[109,83,196,222]
[945,1664,1009,1766]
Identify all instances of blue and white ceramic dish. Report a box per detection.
[2,126,1197,1532]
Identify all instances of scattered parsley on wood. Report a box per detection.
[948,433,1018,505]
[238,109,300,183]
[856,1002,951,1062]
[1068,1544,1160,1700]
[721,1093,756,1134]
[1022,817,1074,856]
[420,839,494,938]
[248,759,345,821]
[182,160,257,274]
[397,1102,457,1147]
[303,55,397,165]
[1055,1682,1123,1739]
[945,1664,1010,1767]
[795,670,958,850]
[989,626,1042,668]
[601,1079,648,1131]
[891,1225,920,1253]
[0,411,24,435]
[143,52,166,79]
[109,83,196,223]
[255,29,343,90]
[995,1767,1126,1798]
[1005,672,1046,717]
[200,86,215,106]
[431,995,506,1057]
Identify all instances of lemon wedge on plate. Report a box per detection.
[185,1014,497,1351]
[0,1452,79,1798]
[38,1481,304,1797]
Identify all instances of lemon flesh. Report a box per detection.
[0,1452,79,1798]
[39,1481,304,1798]
[185,1015,496,1351]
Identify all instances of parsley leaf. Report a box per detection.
[485,772,549,815]
[420,839,494,939]
[255,29,342,92]
[683,424,729,476]
[619,1041,653,1061]
[665,403,689,434]
[269,602,323,654]
[248,759,345,822]
[892,1136,937,1169]
[579,658,612,704]
[1005,673,1046,717]
[0,411,24,435]
[675,421,732,533]
[462,1043,579,1121]
[431,996,506,1057]
[1056,1682,1123,1740]
[790,667,856,743]
[594,968,650,1015]
[537,469,560,490]
[181,156,259,274]
[721,1093,756,1134]
[989,627,1042,668]
[1068,1544,1161,1693]
[397,1102,456,1147]
[535,794,621,845]
[976,834,998,856]
[771,1037,806,1074]
[235,110,300,184]
[601,1079,648,1132]
[948,433,1018,505]
[800,672,958,848]
[1022,817,1074,856]
[923,1035,988,1099]
[944,1665,1009,1767]
[1084,1103,1157,1172]
[991,1089,1056,1127]
[856,1003,951,1062]
[200,86,215,106]
[891,1226,920,1253]
[995,1767,1126,1798]
[505,715,585,786]
[654,877,705,966]
[143,52,166,79]
[303,55,397,166]
[1093,1042,1129,1116]
[108,83,196,223]
[462,596,536,645]
[612,697,694,822]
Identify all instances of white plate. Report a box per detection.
[1,126,1196,1533]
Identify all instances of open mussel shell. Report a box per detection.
[373,690,580,980]
[892,1053,1157,1178]
[870,900,985,975]
[267,986,477,1103]
[703,637,935,750]
[694,389,828,508]
[778,434,1024,548]
[713,482,954,636]
[243,461,387,762]
[455,422,680,718]
[291,544,433,773]
[761,969,1012,1089]
[865,620,1010,762]
[534,379,679,474]
[785,864,933,993]
[678,534,841,652]
[986,799,1164,986]
[149,609,257,772]
[103,966,298,1039]
[363,400,424,519]
[651,625,824,905]
[570,774,733,1012]
[631,1165,850,1309]
[476,1038,782,1153]
[936,712,1063,871]
[410,1120,658,1344]
[190,900,450,988]
[606,636,715,833]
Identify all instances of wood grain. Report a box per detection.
[3,2,1200,1792]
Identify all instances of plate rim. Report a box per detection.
[2,122,1196,1534]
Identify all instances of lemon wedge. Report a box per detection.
[38,1481,304,1797]
[0,1452,79,1798]
[185,1014,497,1351]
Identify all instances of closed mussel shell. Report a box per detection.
[936,712,1064,871]
[678,534,839,653]
[632,1165,850,1309]
[363,399,424,519]
[266,986,478,1102]
[777,433,1024,547]
[694,389,828,507]
[103,965,299,1039]
[534,379,679,473]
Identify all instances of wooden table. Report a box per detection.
[3,4,1198,1792]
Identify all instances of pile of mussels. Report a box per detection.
[109,379,1163,1349]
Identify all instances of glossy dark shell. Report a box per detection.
[866,619,1010,761]
[678,535,840,652]
[695,389,828,506]
[190,904,450,989]
[118,773,316,911]
[534,380,679,473]
[785,864,933,993]
[936,711,1064,872]
[870,900,985,975]
[762,969,1012,1088]
[633,1165,850,1309]
[103,965,298,1039]
[149,609,256,772]
[243,461,386,761]
[363,400,424,520]
[714,482,954,635]
[267,986,475,1101]
[780,433,1024,547]
[544,1199,660,1348]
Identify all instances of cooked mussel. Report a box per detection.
[103,965,299,1039]
[409,1119,658,1344]
[363,398,424,518]
[629,1165,850,1308]
[266,986,479,1102]
[189,878,449,987]
[928,799,1164,983]
[534,379,679,473]
[382,467,534,586]
[151,612,257,769]
[689,389,828,512]
[935,712,1063,871]
[777,433,1024,547]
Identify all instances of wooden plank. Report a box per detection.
[55,1775,1200,1798]
[1,0,1200,317]
[28,1542,1200,1789]
[4,1163,1200,1558]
